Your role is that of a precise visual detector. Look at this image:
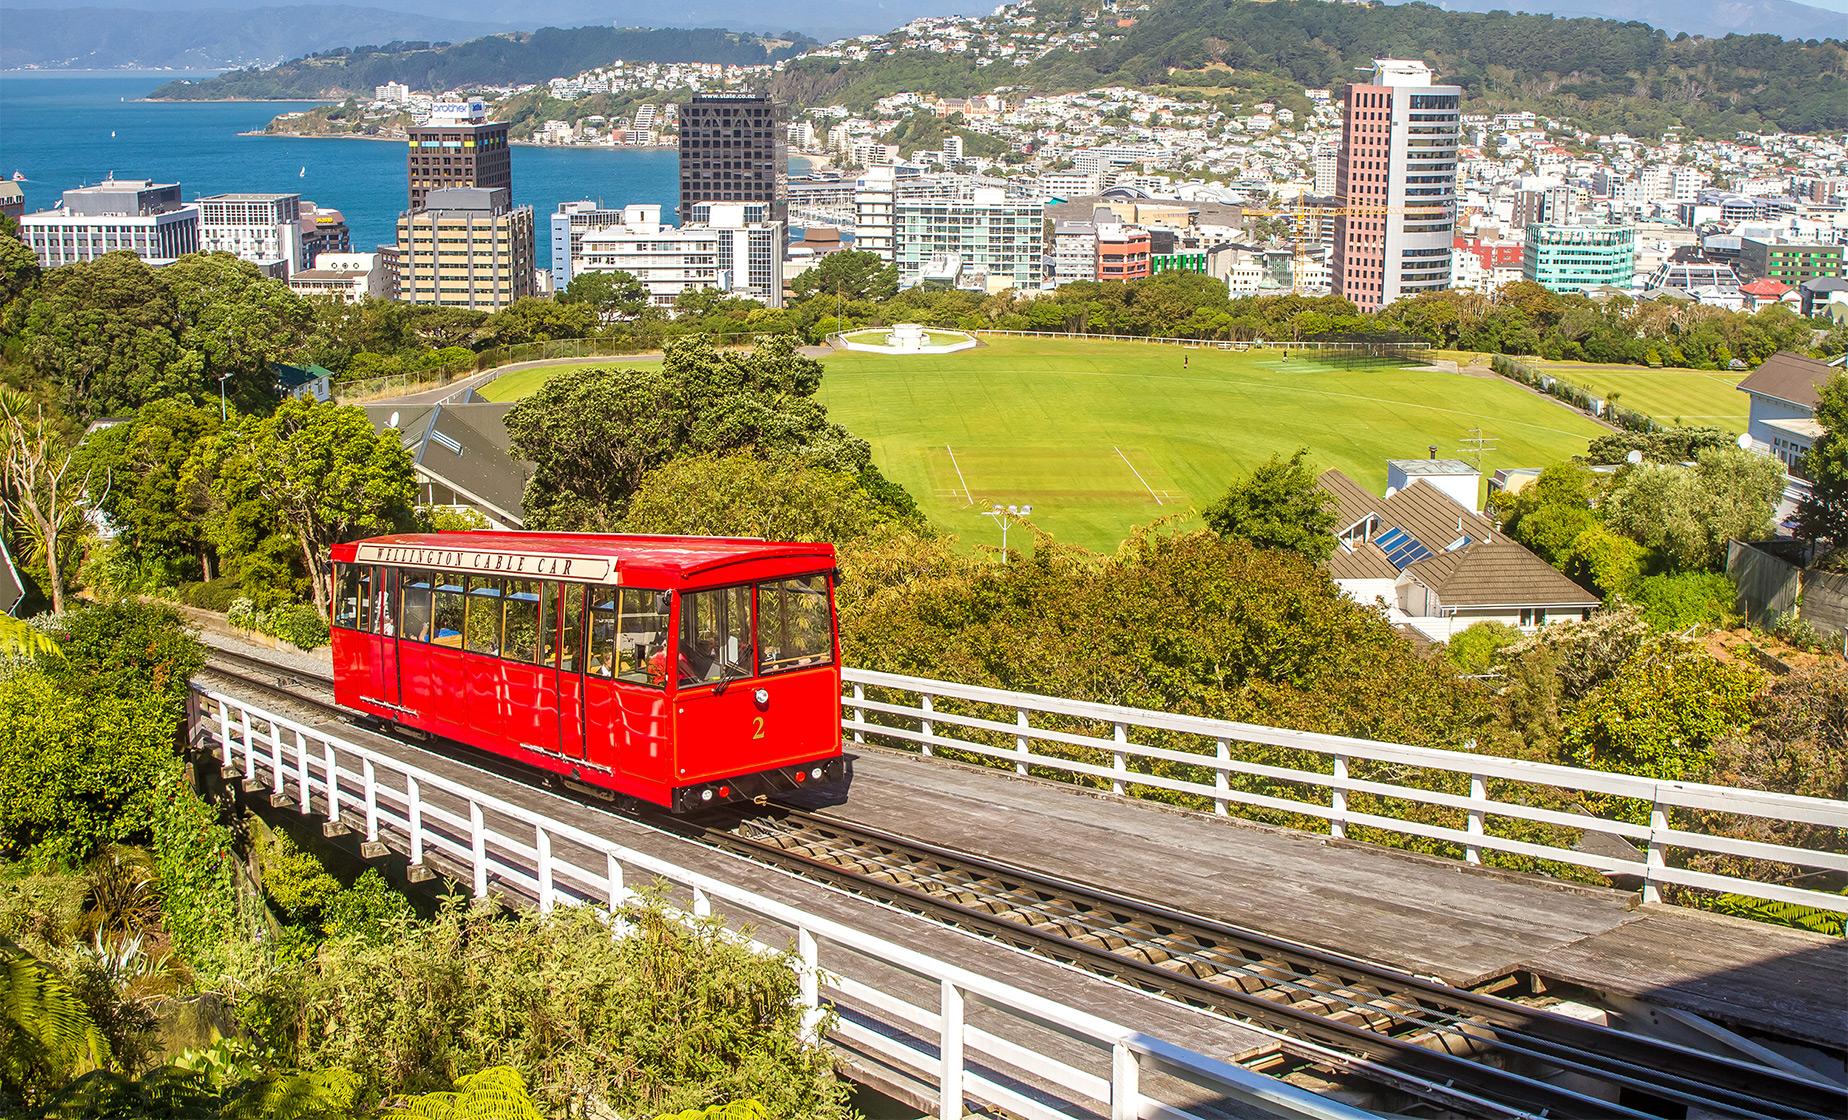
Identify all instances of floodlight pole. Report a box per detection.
[981,503,1033,563]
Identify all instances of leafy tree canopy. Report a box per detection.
[1202,448,1336,563]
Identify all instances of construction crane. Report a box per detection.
[1232,196,1456,295]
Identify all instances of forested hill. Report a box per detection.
[148,26,810,100]
[770,0,1848,137]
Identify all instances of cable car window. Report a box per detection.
[617,589,668,687]
[539,582,560,667]
[465,577,502,656]
[432,573,465,647]
[333,564,359,629]
[502,579,540,664]
[587,594,616,678]
[557,584,584,672]
[758,575,833,673]
[354,568,374,634]
[678,585,753,686]
[401,571,433,643]
[374,568,397,637]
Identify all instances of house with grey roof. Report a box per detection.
[364,402,530,529]
[1317,459,1599,643]
[1738,351,1837,482]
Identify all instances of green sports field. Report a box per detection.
[816,337,1606,551]
[474,360,661,402]
[1532,361,1748,432]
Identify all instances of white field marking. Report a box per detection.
[945,445,975,505]
[1115,446,1163,506]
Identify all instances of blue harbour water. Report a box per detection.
[0,73,686,270]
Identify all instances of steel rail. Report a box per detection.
[685,811,1842,1120]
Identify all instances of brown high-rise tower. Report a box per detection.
[406,101,512,211]
[677,93,785,223]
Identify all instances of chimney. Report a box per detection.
[1428,445,1438,459]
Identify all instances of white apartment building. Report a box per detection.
[575,203,784,309]
[1314,145,1339,197]
[895,187,1044,290]
[287,252,384,304]
[197,192,305,276]
[686,201,786,308]
[853,167,897,261]
[1052,219,1097,285]
[548,201,628,291]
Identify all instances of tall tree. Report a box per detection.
[1202,449,1337,563]
[790,251,899,303]
[1798,371,1848,550]
[0,401,93,613]
[213,399,416,616]
[560,270,650,322]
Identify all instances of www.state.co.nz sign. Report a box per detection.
[353,543,616,583]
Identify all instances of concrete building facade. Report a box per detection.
[394,187,534,310]
[894,188,1044,290]
[197,192,305,275]
[20,179,199,268]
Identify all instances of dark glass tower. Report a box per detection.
[678,93,786,223]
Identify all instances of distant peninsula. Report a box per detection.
[148,26,810,101]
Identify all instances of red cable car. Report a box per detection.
[328,532,845,811]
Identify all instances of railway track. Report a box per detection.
[193,645,1848,1120]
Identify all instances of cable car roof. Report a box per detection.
[333,532,836,587]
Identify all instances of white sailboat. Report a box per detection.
[298,165,306,178]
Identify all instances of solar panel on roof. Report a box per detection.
[1374,526,1433,570]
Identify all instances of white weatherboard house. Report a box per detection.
[1318,459,1599,642]
[1738,351,1836,481]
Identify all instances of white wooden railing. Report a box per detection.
[193,687,1371,1120]
[842,669,1848,918]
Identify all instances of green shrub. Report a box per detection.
[174,579,247,614]
[1444,622,1522,675]
[1628,571,1741,631]
[227,598,329,650]
[244,899,852,1119]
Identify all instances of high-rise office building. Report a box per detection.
[20,179,199,268]
[678,93,786,223]
[406,100,512,211]
[1332,59,1461,312]
[395,187,534,310]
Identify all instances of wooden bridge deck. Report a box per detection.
[795,748,1848,1050]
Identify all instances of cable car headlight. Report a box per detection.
[753,688,769,706]
[700,788,714,802]
[810,767,823,780]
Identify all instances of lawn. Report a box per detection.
[475,360,660,402]
[816,336,1607,552]
[1531,361,1748,432]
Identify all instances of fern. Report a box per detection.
[0,616,58,661]
[1702,893,1846,937]
[0,937,111,1091]
[656,1101,771,1120]
[389,1066,544,1119]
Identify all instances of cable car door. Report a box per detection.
[554,584,587,759]
[371,567,402,709]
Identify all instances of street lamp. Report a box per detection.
[981,503,1032,563]
[217,372,232,422]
